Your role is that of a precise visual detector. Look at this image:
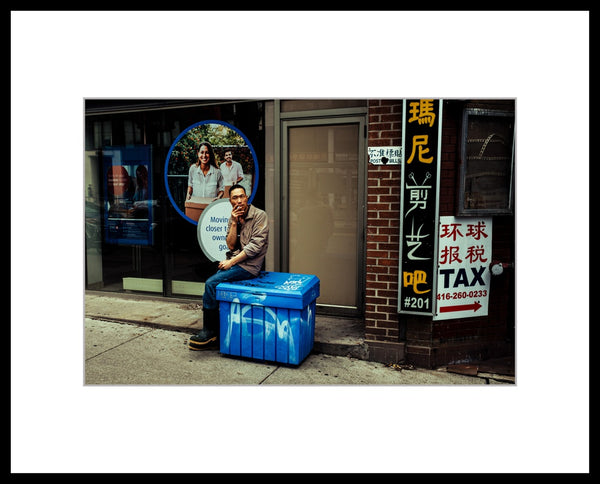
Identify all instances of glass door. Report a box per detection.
[283,118,365,314]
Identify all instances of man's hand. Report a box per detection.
[232,204,246,223]
[218,259,235,270]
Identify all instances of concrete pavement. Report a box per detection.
[84,316,511,385]
[84,291,515,384]
[84,290,370,360]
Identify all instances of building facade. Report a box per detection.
[85,98,515,368]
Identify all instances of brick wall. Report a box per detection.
[365,99,515,367]
[365,100,404,360]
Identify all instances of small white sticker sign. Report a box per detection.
[197,199,232,262]
[368,146,402,165]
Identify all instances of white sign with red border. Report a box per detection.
[434,216,493,320]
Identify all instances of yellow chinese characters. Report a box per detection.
[403,270,430,294]
[406,100,437,164]
[408,99,436,127]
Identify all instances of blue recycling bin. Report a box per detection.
[216,271,320,365]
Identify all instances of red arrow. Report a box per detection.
[439,301,482,313]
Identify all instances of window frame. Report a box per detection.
[458,107,515,216]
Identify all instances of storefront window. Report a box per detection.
[458,107,515,215]
[84,100,265,297]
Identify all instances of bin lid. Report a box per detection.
[216,271,320,309]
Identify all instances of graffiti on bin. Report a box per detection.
[218,290,267,305]
[274,277,306,291]
[231,273,311,292]
[221,297,316,364]
[222,300,278,350]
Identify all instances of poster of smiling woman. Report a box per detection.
[164,120,258,224]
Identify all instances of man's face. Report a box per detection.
[224,151,233,163]
[230,188,248,212]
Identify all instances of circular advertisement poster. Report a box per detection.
[196,198,234,262]
[164,120,258,225]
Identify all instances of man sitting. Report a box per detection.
[189,184,269,350]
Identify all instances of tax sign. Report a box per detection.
[434,216,492,320]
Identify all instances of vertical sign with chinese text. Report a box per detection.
[434,216,492,320]
[398,99,443,314]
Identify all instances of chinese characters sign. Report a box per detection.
[434,216,493,320]
[368,146,402,165]
[398,99,442,314]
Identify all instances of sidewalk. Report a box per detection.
[84,291,515,385]
[85,290,369,359]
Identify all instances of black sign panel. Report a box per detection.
[398,99,442,314]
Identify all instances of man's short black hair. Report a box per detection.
[229,184,246,194]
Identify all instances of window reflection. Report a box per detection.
[288,124,359,307]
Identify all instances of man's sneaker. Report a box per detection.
[188,329,218,350]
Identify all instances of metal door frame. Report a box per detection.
[278,111,367,317]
